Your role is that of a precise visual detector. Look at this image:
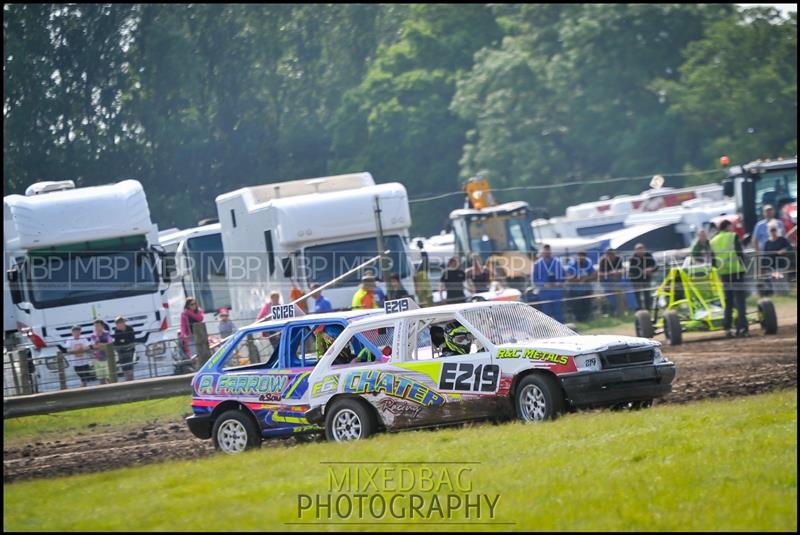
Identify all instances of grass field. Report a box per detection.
[3,395,191,446]
[4,389,796,532]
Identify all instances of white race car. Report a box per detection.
[304,299,676,442]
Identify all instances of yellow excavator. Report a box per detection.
[449,177,537,287]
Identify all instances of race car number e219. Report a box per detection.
[438,363,499,393]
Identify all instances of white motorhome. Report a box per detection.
[158,222,228,336]
[532,182,725,241]
[4,180,170,391]
[215,172,415,321]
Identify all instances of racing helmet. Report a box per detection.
[443,322,472,355]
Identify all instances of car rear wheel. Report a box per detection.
[515,374,563,422]
[758,298,778,334]
[663,310,682,346]
[325,399,376,442]
[635,310,654,338]
[212,410,261,454]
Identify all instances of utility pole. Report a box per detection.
[373,195,388,282]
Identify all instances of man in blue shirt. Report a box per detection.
[531,244,565,323]
[565,251,596,322]
[310,283,333,313]
[753,205,786,252]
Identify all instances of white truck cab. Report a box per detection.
[4,179,170,390]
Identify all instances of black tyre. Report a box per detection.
[663,310,682,346]
[514,374,564,422]
[325,398,376,442]
[758,298,778,335]
[211,409,261,454]
[635,310,655,338]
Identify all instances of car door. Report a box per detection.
[397,317,499,425]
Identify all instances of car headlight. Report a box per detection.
[653,346,667,363]
[574,352,601,372]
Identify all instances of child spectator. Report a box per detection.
[112,316,136,382]
[65,325,93,387]
[89,320,112,385]
[217,308,236,339]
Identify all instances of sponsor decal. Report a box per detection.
[343,370,445,407]
[376,397,423,419]
[311,375,340,398]
[195,373,289,397]
[496,348,570,365]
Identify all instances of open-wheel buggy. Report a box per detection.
[634,259,778,345]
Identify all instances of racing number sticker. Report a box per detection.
[439,363,499,393]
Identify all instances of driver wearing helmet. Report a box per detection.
[441,321,473,357]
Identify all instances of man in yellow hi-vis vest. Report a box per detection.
[352,274,379,310]
[709,220,748,337]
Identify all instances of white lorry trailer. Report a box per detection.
[215,172,415,321]
[4,179,171,391]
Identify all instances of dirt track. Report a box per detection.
[4,324,797,483]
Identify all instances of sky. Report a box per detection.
[739,3,797,14]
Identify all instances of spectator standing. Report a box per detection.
[565,251,596,322]
[439,256,466,304]
[598,248,624,316]
[112,316,137,381]
[65,325,93,387]
[710,219,748,337]
[413,251,434,307]
[690,229,715,265]
[627,243,658,311]
[257,290,282,322]
[762,223,794,295]
[531,244,565,323]
[465,254,491,296]
[386,272,410,301]
[352,274,379,309]
[217,308,236,339]
[309,283,333,313]
[180,297,205,358]
[89,320,112,385]
[753,205,786,252]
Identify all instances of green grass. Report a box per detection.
[3,395,191,446]
[4,390,796,532]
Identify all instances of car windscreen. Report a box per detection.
[460,303,577,346]
[302,235,410,285]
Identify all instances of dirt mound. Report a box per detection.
[4,325,796,483]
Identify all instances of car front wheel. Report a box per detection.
[515,374,564,422]
[325,399,376,442]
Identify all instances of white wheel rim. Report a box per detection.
[519,384,547,421]
[332,408,362,441]
[218,419,249,454]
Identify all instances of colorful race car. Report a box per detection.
[188,299,676,451]
[185,307,385,452]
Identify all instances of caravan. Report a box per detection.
[216,173,415,321]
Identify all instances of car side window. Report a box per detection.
[287,324,330,368]
[330,326,394,368]
[406,317,484,360]
[221,327,282,369]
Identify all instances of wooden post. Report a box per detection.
[57,352,68,390]
[105,344,118,384]
[19,348,33,395]
[246,334,259,364]
[9,350,21,395]
[193,322,210,370]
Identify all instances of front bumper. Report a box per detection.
[560,363,676,408]
[185,413,212,439]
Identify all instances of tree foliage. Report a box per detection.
[3,4,797,235]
